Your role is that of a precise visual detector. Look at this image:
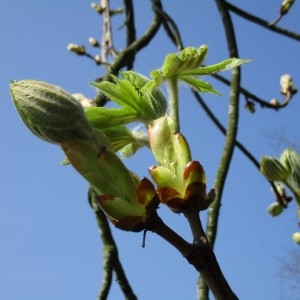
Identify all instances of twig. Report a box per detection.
[191,90,287,208]
[225,1,300,42]
[212,73,290,110]
[152,4,184,50]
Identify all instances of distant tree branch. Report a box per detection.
[124,0,136,69]
[191,90,287,208]
[212,73,291,110]
[94,0,164,106]
[152,4,184,50]
[225,1,300,42]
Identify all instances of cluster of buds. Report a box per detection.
[11,47,248,232]
[148,116,215,213]
[10,80,159,231]
[261,149,300,245]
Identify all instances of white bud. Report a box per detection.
[280,74,294,95]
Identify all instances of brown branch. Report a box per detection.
[147,212,238,300]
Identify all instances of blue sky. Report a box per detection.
[1,1,300,299]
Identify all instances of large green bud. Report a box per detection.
[10,80,98,145]
[10,80,158,231]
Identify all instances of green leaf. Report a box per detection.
[120,71,149,89]
[121,71,167,121]
[92,73,167,124]
[101,125,149,156]
[149,46,208,86]
[162,46,208,77]
[180,58,250,76]
[85,107,138,128]
[91,77,141,112]
[179,75,221,95]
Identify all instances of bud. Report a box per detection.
[292,232,300,245]
[88,37,99,47]
[94,55,101,65]
[267,202,284,217]
[67,43,86,55]
[148,116,213,212]
[10,80,158,232]
[10,80,97,145]
[91,2,105,13]
[245,101,255,113]
[269,99,280,107]
[260,156,290,181]
[280,0,295,15]
[280,74,297,97]
[62,138,159,231]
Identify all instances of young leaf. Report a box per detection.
[101,125,149,156]
[180,58,250,76]
[91,77,141,113]
[179,75,221,95]
[92,72,167,124]
[85,107,138,128]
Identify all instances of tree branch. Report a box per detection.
[88,187,138,300]
[94,0,164,106]
[191,90,287,208]
[225,1,300,42]
[198,0,241,298]
[152,4,184,50]
[147,212,238,300]
[212,73,291,110]
[124,0,136,70]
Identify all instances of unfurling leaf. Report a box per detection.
[91,71,167,124]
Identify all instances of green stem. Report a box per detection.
[88,187,137,300]
[198,1,240,299]
[168,77,180,132]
